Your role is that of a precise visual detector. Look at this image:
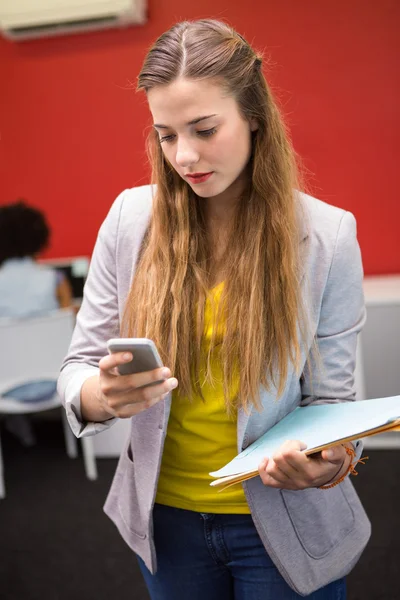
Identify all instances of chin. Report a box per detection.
[192,189,215,199]
[190,182,230,199]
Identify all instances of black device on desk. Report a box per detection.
[38,256,90,302]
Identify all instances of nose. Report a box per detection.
[175,137,200,169]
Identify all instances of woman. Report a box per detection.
[58,19,370,599]
[0,200,72,317]
[0,200,73,446]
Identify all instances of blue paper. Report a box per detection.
[210,395,400,478]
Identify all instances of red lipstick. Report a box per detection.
[186,172,213,184]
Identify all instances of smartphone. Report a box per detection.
[107,338,164,381]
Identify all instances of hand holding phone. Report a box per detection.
[107,338,163,379]
[92,338,178,420]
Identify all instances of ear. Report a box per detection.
[249,118,259,132]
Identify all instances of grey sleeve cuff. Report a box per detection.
[350,438,364,467]
[58,364,118,438]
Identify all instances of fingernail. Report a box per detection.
[168,378,178,390]
[161,368,171,379]
[325,449,334,459]
[122,353,132,361]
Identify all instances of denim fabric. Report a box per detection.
[137,504,346,600]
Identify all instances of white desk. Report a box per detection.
[362,275,400,306]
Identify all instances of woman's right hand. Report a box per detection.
[82,351,178,422]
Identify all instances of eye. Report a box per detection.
[159,134,176,144]
[197,127,217,138]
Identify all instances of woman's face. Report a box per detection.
[147,78,257,202]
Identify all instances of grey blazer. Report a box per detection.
[58,185,371,597]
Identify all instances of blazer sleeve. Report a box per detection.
[300,210,366,460]
[57,191,128,438]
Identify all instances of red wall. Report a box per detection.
[1,1,399,274]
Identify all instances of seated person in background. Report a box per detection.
[0,200,73,445]
[0,200,72,317]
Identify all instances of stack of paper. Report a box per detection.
[209,395,400,490]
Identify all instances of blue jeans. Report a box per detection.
[137,504,346,600]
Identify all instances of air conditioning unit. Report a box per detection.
[0,0,146,41]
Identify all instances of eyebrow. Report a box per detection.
[153,114,218,129]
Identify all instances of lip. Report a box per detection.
[186,172,213,184]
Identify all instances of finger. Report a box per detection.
[258,457,268,472]
[284,439,308,452]
[101,377,178,417]
[120,367,172,390]
[99,351,133,372]
[270,454,301,480]
[273,440,308,473]
[102,376,178,410]
[258,458,274,486]
[258,458,297,489]
[135,377,178,400]
[109,374,177,399]
[127,379,177,408]
[321,446,346,466]
[272,440,330,488]
[258,457,289,487]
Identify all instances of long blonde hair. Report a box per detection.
[123,19,308,412]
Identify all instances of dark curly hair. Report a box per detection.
[0,201,50,266]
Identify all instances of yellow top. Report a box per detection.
[155,282,250,513]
